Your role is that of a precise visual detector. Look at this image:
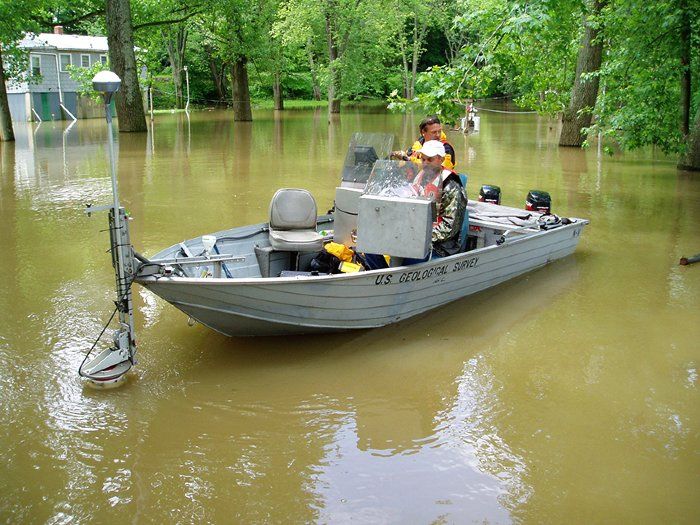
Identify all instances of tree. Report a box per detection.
[679,107,700,170]
[388,0,581,124]
[677,0,699,171]
[679,0,691,136]
[231,55,252,120]
[202,0,281,121]
[585,0,699,168]
[205,43,228,103]
[559,0,606,147]
[105,0,147,132]
[0,0,49,141]
[162,23,188,109]
[393,0,446,100]
[276,0,402,114]
[0,46,14,142]
[132,0,205,110]
[274,0,327,105]
[388,0,700,171]
[305,36,322,101]
[323,0,345,114]
[239,0,287,111]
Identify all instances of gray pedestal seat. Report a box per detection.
[263,189,324,275]
[268,188,324,252]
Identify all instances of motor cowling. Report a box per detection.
[479,184,501,204]
[526,190,551,214]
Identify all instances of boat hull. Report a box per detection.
[137,220,586,336]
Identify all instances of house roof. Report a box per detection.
[19,33,108,53]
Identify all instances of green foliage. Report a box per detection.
[0,0,455,113]
[272,0,447,103]
[389,0,700,158]
[336,0,406,99]
[0,0,47,40]
[66,61,110,101]
[0,0,51,85]
[149,75,178,109]
[252,98,327,109]
[389,62,500,124]
[2,0,695,159]
[388,0,581,123]
[1,43,32,85]
[586,0,700,154]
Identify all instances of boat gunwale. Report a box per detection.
[135,217,589,286]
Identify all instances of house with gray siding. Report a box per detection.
[5,26,110,122]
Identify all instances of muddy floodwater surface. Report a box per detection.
[0,105,698,523]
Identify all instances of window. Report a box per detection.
[100,55,107,65]
[59,53,71,72]
[31,55,41,76]
[81,54,90,67]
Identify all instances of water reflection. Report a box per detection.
[120,258,580,522]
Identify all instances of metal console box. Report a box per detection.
[356,194,432,259]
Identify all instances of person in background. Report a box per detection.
[391,115,456,170]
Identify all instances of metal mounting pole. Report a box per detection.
[79,71,138,388]
[184,65,190,113]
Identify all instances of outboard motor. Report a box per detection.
[526,190,551,214]
[479,185,501,204]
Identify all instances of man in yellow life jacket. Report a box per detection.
[391,115,456,170]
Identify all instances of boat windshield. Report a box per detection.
[341,133,394,187]
[364,160,435,200]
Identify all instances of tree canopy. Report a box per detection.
[1,0,698,169]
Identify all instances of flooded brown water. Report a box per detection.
[1,105,699,523]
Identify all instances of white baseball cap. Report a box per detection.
[420,140,446,158]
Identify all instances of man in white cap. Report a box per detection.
[360,139,467,270]
[413,140,467,258]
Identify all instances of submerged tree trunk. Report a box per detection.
[211,60,227,103]
[408,16,427,100]
[306,37,322,101]
[559,0,605,147]
[163,24,188,110]
[0,46,15,142]
[206,47,227,104]
[397,32,410,98]
[273,69,284,111]
[678,107,700,170]
[327,75,340,114]
[231,56,252,121]
[106,0,147,132]
[325,11,341,114]
[679,0,691,136]
[676,0,695,170]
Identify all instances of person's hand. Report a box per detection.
[390,150,409,161]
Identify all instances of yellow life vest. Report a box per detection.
[409,139,455,170]
[442,154,455,171]
[324,241,354,262]
[408,140,424,166]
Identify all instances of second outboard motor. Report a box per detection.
[526,190,552,214]
[479,185,501,204]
